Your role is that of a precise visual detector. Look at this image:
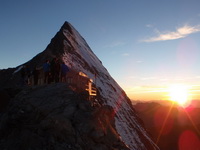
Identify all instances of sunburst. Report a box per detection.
[168,84,190,107]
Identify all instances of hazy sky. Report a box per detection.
[1,0,200,101]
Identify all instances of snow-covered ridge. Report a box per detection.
[59,22,159,150]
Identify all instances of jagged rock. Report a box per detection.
[0,83,129,150]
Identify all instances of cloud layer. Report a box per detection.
[142,25,200,42]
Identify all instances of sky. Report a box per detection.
[1,0,200,101]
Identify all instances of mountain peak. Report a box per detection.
[61,21,74,34]
[0,22,159,150]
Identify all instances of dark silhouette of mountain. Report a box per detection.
[0,83,130,150]
[0,21,159,150]
[133,101,200,150]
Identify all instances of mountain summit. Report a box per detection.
[0,21,159,150]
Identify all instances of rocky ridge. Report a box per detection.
[0,21,159,150]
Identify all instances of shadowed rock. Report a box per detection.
[0,83,129,150]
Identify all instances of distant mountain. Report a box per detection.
[133,101,200,150]
[0,22,159,150]
[133,99,200,108]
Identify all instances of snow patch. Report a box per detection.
[13,65,23,75]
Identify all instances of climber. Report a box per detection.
[61,62,69,82]
[43,60,50,84]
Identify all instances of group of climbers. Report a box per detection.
[19,58,99,105]
[20,58,69,86]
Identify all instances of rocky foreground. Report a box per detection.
[0,83,129,150]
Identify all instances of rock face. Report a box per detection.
[0,22,159,150]
[0,83,129,150]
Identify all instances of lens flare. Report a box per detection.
[168,84,190,107]
[179,130,200,150]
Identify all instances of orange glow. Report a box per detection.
[167,84,191,107]
[125,84,200,106]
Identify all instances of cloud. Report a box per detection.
[125,86,166,93]
[142,25,200,42]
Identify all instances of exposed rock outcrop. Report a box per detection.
[0,83,129,150]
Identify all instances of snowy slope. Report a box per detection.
[8,21,159,150]
[59,22,159,150]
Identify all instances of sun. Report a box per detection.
[167,84,190,107]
